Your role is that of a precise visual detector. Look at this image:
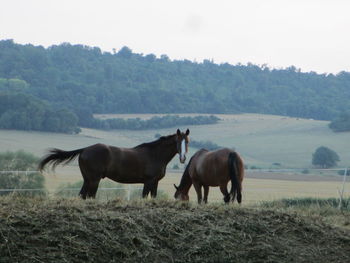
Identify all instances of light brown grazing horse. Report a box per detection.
[174,148,244,204]
[39,129,190,199]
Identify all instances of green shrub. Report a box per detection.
[0,151,46,196]
[329,112,350,132]
[0,150,39,170]
[0,171,46,197]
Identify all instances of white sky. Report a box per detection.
[1,0,350,74]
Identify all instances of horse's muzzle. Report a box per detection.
[180,156,186,164]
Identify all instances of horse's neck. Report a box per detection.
[178,166,192,194]
[154,137,178,163]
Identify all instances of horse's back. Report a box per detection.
[197,148,233,167]
[191,148,235,186]
[79,143,113,168]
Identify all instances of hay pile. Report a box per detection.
[0,198,349,263]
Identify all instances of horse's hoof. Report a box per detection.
[223,195,230,203]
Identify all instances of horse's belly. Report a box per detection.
[196,167,229,187]
[203,179,224,187]
[106,170,145,184]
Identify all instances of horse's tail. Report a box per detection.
[38,148,85,172]
[228,152,244,203]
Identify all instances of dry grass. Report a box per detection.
[258,197,350,230]
[0,197,350,263]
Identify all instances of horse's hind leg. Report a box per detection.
[231,186,237,203]
[220,185,230,203]
[203,186,209,204]
[193,182,203,204]
[237,182,242,204]
[79,181,89,199]
[86,179,101,199]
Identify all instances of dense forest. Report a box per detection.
[91,115,220,130]
[0,39,350,133]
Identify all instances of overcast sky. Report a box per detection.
[1,0,349,74]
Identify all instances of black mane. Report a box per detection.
[134,134,176,149]
[178,155,194,189]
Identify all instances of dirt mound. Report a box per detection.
[0,198,349,263]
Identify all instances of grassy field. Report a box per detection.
[2,113,350,168]
[41,168,349,206]
[1,113,350,203]
[94,113,350,168]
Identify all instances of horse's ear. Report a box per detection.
[185,129,190,135]
[177,129,181,136]
[174,184,178,190]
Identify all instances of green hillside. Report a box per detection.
[1,40,350,133]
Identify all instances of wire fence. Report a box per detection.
[0,168,348,204]
[0,170,143,200]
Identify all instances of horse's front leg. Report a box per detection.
[150,180,159,198]
[203,186,209,204]
[220,185,230,203]
[142,181,152,198]
[193,182,203,204]
[143,177,158,198]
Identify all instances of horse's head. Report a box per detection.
[176,128,190,164]
[174,184,189,201]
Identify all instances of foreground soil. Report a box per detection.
[0,198,349,263]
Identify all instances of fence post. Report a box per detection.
[127,185,131,201]
[338,167,348,209]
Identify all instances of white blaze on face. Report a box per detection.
[180,139,186,162]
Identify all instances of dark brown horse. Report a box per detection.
[174,148,244,204]
[39,129,190,199]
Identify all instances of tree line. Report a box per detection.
[328,112,350,132]
[1,40,350,133]
[89,115,220,130]
[0,91,80,133]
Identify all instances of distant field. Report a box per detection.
[95,113,350,168]
[1,113,350,202]
[2,113,350,168]
[41,168,349,205]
